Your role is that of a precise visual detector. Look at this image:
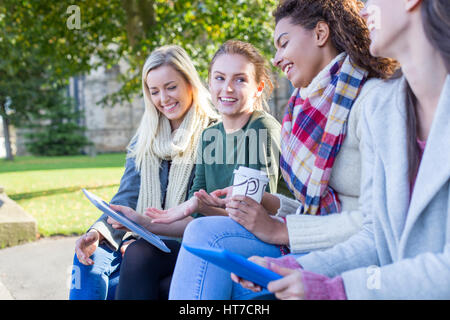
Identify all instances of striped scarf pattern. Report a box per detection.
[280,53,368,215]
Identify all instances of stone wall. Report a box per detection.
[0,187,37,248]
[70,61,145,154]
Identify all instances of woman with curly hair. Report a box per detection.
[237,0,450,300]
[167,0,398,300]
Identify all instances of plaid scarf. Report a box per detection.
[280,53,368,215]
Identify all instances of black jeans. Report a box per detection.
[115,238,181,300]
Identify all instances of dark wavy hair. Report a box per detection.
[273,0,399,79]
[421,0,450,72]
[405,0,450,181]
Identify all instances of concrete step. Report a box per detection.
[0,187,37,249]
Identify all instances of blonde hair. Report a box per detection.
[129,45,218,170]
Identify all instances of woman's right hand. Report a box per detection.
[75,230,103,266]
[145,197,199,224]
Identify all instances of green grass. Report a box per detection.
[0,153,127,237]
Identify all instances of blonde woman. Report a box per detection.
[69,45,217,300]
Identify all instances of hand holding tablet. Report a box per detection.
[182,243,282,289]
[82,189,171,253]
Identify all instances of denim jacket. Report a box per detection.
[90,155,195,251]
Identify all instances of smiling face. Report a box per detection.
[209,53,261,118]
[146,64,193,130]
[273,17,331,88]
[361,0,410,59]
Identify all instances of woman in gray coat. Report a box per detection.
[235,0,450,299]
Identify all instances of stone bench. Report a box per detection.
[0,187,37,248]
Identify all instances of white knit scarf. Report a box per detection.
[136,106,210,214]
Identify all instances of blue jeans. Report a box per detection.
[69,243,122,300]
[169,216,285,300]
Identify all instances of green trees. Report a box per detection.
[99,0,279,105]
[0,0,125,159]
[0,0,277,159]
[23,89,92,156]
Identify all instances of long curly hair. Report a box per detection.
[273,0,399,79]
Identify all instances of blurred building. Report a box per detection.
[6,64,293,156]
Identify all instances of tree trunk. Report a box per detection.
[0,103,13,161]
[121,0,156,49]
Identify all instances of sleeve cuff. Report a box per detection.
[266,255,302,270]
[275,193,301,217]
[265,256,347,300]
[301,271,347,300]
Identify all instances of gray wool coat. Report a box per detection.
[297,75,450,299]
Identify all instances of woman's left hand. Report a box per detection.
[225,195,289,244]
[145,197,198,224]
[194,187,232,209]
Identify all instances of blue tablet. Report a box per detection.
[183,243,282,289]
[82,188,171,253]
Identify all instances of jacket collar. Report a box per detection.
[383,78,410,243]
[401,75,450,243]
